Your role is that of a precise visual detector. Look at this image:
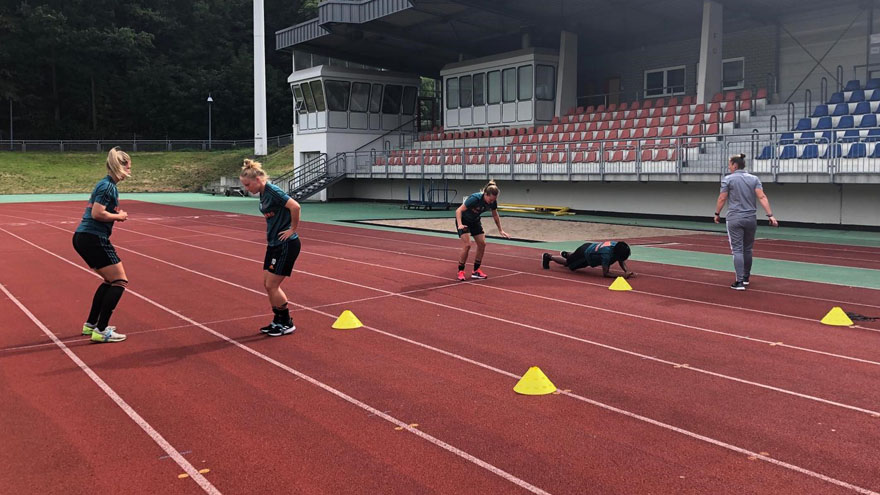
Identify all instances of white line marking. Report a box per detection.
[0,282,221,495]
[0,227,551,495]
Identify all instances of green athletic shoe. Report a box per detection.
[90,326,127,343]
[82,323,96,336]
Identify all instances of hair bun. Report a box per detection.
[739,153,746,159]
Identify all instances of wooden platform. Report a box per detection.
[496,204,574,216]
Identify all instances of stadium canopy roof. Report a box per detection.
[276,0,836,77]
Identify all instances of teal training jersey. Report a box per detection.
[75,175,119,237]
[461,192,497,224]
[261,182,297,247]
[584,241,619,268]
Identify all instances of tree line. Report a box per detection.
[0,0,318,140]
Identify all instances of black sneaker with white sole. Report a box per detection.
[260,322,278,334]
[267,321,296,337]
[730,281,746,290]
[742,276,750,286]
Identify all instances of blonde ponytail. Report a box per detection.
[240,158,268,180]
[482,180,499,196]
[106,147,131,181]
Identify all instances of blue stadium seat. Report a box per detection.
[815,117,833,129]
[844,80,861,91]
[831,103,849,116]
[849,90,865,102]
[797,131,815,144]
[795,118,812,130]
[870,143,880,158]
[757,145,775,160]
[866,128,880,142]
[836,115,854,128]
[859,113,877,127]
[829,92,845,104]
[780,132,795,144]
[818,130,835,143]
[839,129,860,142]
[779,145,798,159]
[871,90,880,101]
[800,144,819,159]
[867,79,880,90]
[821,144,842,158]
[853,101,871,115]
[845,142,867,158]
[811,104,828,117]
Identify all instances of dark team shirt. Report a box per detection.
[584,241,620,269]
[261,182,297,247]
[75,175,119,237]
[460,192,497,224]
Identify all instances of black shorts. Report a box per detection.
[564,243,592,271]
[263,237,301,276]
[72,232,120,269]
[455,218,484,237]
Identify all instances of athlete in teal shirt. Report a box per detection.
[240,159,302,337]
[542,241,634,278]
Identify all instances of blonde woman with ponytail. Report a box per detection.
[714,153,778,290]
[240,158,302,337]
[71,147,132,343]
[454,180,509,281]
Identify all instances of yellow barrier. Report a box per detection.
[496,204,574,216]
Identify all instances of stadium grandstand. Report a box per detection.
[274,0,880,227]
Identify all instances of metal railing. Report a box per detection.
[323,130,880,184]
[0,134,293,152]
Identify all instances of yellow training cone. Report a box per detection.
[332,310,363,330]
[513,366,557,395]
[608,276,632,291]
[820,307,853,326]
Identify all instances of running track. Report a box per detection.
[1,201,879,494]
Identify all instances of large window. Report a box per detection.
[460,75,473,107]
[382,84,403,114]
[518,65,533,100]
[350,82,370,112]
[535,65,555,100]
[446,77,459,109]
[502,68,516,103]
[487,70,501,104]
[402,86,417,115]
[309,80,326,111]
[300,81,317,112]
[473,73,485,106]
[723,57,745,90]
[324,80,350,111]
[369,83,383,112]
[644,65,685,97]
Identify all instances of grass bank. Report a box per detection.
[0,145,293,194]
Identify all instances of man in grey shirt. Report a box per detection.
[714,153,779,290]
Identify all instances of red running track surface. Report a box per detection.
[1,201,879,495]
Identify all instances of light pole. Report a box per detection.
[207,94,213,150]
[8,99,12,150]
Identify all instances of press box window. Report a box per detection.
[487,71,501,104]
[324,80,350,111]
[502,68,516,103]
[446,77,459,109]
[535,65,555,100]
[723,58,745,90]
[309,80,326,111]
[369,84,383,113]
[473,73,485,106]
[402,86,417,115]
[350,82,370,112]
[518,65,533,100]
[460,75,473,107]
[382,84,403,114]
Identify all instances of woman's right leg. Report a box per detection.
[726,219,746,281]
[89,263,128,341]
[458,233,471,270]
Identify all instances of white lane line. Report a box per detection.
[0,227,552,495]
[0,282,221,495]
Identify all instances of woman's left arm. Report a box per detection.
[278,198,302,241]
[714,192,728,224]
[491,209,510,238]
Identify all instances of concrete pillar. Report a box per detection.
[697,0,723,104]
[555,31,578,117]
